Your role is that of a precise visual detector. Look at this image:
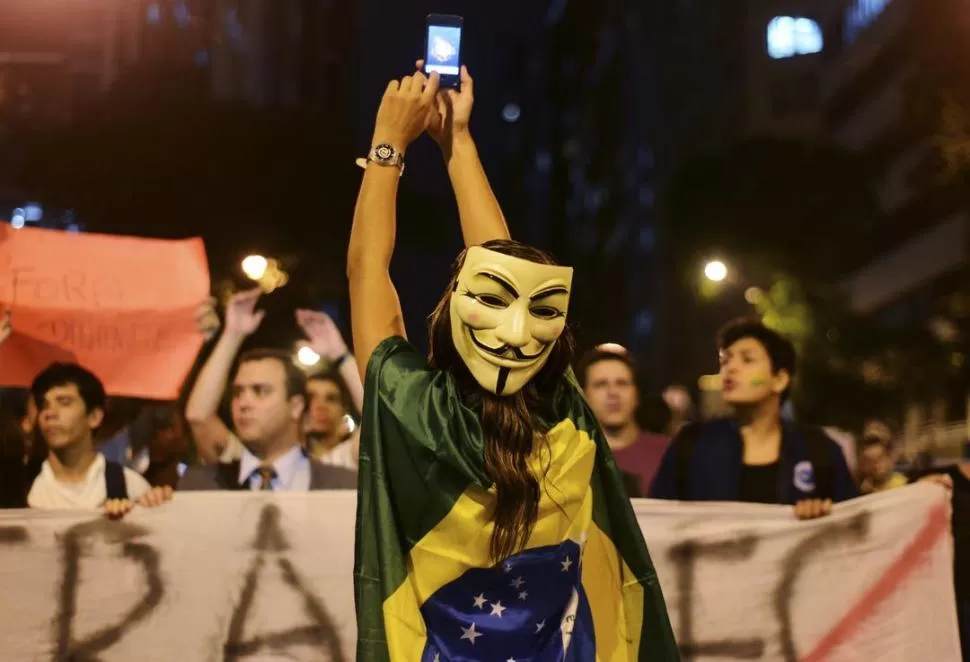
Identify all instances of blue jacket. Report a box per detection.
[648,417,858,504]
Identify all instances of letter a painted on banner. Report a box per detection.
[223,504,346,662]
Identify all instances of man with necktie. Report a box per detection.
[179,294,356,492]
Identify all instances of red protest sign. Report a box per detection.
[0,224,210,399]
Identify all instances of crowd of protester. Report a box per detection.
[1,65,967,658]
[2,303,964,651]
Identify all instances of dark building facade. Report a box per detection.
[505,0,665,384]
[821,0,969,445]
[210,0,351,110]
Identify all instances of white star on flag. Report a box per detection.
[561,556,573,572]
[490,601,507,617]
[433,654,440,662]
[536,620,546,633]
[510,576,525,589]
[472,593,487,609]
[518,590,528,601]
[461,622,482,644]
[507,658,517,662]
[503,562,513,573]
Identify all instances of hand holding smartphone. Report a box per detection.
[423,14,463,89]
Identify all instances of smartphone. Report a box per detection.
[424,14,463,88]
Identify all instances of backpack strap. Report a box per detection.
[802,427,834,500]
[103,460,129,501]
[675,423,700,500]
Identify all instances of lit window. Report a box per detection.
[638,226,655,250]
[173,2,189,26]
[637,146,654,169]
[767,16,823,59]
[534,150,551,173]
[502,103,521,123]
[638,186,654,207]
[634,310,653,336]
[24,203,43,221]
[227,9,244,41]
[844,0,891,44]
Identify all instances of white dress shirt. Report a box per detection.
[318,438,358,470]
[237,444,311,492]
[222,431,358,472]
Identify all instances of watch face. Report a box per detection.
[374,144,395,161]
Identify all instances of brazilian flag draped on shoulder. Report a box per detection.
[355,336,680,661]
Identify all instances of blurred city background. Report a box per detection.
[1,0,968,464]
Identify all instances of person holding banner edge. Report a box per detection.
[349,65,678,660]
[26,362,173,517]
[649,318,858,518]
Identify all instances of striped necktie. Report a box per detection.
[254,466,277,491]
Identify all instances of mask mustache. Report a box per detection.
[469,330,546,361]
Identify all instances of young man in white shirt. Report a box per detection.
[27,362,172,514]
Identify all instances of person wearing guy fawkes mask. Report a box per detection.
[347,64,677,661]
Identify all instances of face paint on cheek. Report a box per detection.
[750,377,769,388]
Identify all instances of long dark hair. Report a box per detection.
[427,239,576,562]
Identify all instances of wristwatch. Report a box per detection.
[356,143,405,175]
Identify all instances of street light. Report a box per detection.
[242,254,268,281]
[297,346,321,367]
[704,260,728,283]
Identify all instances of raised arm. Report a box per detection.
[422,62,511,246]
[184,289,265,463]
[348,72,439,376]
[296,309,363,414]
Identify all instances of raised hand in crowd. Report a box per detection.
[195,296,221,342]
[185,288,268,463]
[104,486,174,519]
[224,288,266,338]
[0,308,10,347]
[296,309,348,362]
[297,309,364,464]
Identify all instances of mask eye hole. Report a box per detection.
[530,306,561,319]
[474,293,508,308]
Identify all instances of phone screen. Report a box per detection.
[425,20,462,85]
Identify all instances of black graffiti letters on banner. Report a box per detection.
[54,518,163,662]
[49,503,346,661]
[773,512,870,662]
[223,504,345,662]
[668,533,765,660]
[668,511,871,662]
[0,526,28,544]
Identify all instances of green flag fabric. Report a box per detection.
[354,336,679,661]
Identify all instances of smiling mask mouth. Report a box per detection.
[468,329,546,361]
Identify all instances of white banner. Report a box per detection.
[0,485,959,661]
